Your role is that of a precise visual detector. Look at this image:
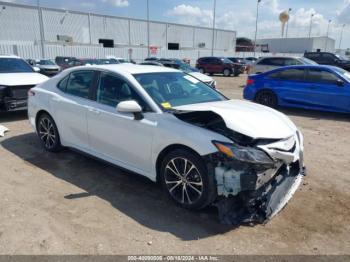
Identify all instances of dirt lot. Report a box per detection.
[0,74,349,255]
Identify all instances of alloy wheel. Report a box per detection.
[164,157,203,205]
[38,117,56,149]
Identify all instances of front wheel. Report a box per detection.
[160,149,216,210]
[37,113,62,152]
[255,90,278,108]
[223,69,231,77]
[198,68,205,74]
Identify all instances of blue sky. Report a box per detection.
[4,0,350,48]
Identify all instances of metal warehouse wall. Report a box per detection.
[0,1,236,60]
[256,37,335,53]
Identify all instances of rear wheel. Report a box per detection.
[37,113,62,152]
[199,68,205,74]
[160,149,216,210]
[223,69,231,77]
[255,90,278,108]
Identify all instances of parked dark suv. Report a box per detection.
[196,57,240,77]
[304,52,350,71]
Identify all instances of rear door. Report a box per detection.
[305,68,349,111]
[51,70,98,151]
[267,68,311,106]
[206,58,222,73]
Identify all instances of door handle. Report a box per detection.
[88,107,101,115]
[52,97,60,102]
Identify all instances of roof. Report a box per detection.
[72,63,179,74]
[258,56,302,60]
[261,64,338,74]
[0,55,21,59]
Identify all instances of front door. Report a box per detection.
[305,68,349,112]
[87,72,156,173]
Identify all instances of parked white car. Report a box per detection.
[28,64,305,225]
[250,56,318,74]
[0,55,49,112]
[187,71,216,88]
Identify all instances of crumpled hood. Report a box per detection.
[0,73,49,86]
[188,72,214,83]
[174,100,297,139]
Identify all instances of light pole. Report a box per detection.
[285,8,292,38]
[211,0,217,56]
[253,0,261,57]
[308,13,314,38]
[325,19,331,51]
[37,0,45,58]
[339,24,345,50]
[147,0,150,57]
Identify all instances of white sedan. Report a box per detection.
[28,64,305,225]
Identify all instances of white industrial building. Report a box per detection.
[256,37,336,54]
[0,1,236,62]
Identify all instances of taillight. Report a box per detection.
[246,78,255,86]
[28,89,35,96]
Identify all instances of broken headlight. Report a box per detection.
[213,141,274,165]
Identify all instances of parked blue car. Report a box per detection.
[243,65,350,113]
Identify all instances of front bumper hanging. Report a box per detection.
[214,162,306,225]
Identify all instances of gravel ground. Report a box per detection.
[0,74,349,255]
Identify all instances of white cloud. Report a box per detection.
[337,0,350,24]
[166,4,213,27]
[101,0,129,7]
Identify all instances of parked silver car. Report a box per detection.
[250,56,317,74]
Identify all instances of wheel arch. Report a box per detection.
[155,144,203,183]
[35,110,53,131]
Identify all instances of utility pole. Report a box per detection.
[211,0,216,56]
[285,8,292,38]
[308,13,314,38]
[37,0,45,58]
[339,24,345,50]
[253,0,261,57]
[147,0,150,57]
[325,19,331,51]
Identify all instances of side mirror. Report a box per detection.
[336,79,344,87]
[116,100,143,120]
[33,66,40,72]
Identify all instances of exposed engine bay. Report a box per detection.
[174,110,306,225]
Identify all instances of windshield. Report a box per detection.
[335,54,349,60]
[299,57,318,65]
[0,58,34,73]
[133,72,226,108]
[220,57,233,64]
[37,60,55,65]
[179,63,198,73]
[333,67,350,82]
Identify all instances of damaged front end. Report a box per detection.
[207,133,305,225]
[174,109,306,225]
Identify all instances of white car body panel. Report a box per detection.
[0,72,48,86]
[188,72,213,83]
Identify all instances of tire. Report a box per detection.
[255,90,278,108]
[199,68,205,74]
[37,113,62,152]
[160,149,216,210]
[223,68,231,77]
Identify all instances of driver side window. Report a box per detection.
[97,73,150,111]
